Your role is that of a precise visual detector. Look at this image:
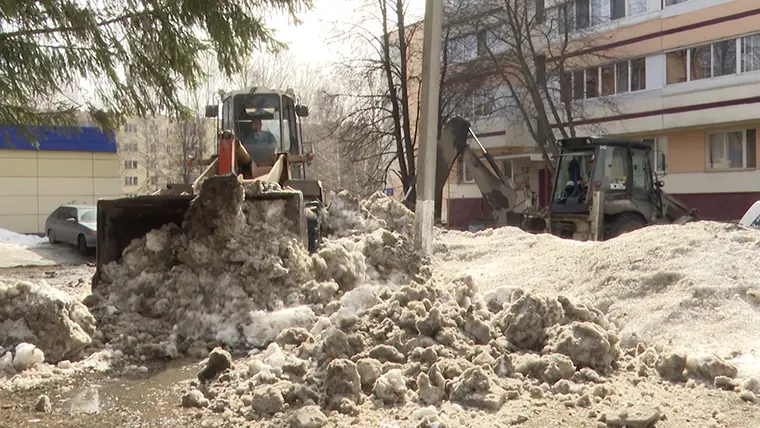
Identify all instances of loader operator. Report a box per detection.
[242,118,278,166]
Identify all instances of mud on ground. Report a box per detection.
[1,367,759,428]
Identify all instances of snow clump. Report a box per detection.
[0,279,95,362]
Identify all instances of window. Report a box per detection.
[469,86,504,117]
[586,67,599,99]
[78,209,97,222]
[282,96,298,154]
[628,0,646,15]
[560,71,572,101]
[563,58,645,100]
[572,70,585,100]
[124,160,138,169]
[60,208,75,220]
[642,137,667,173]
[630,58,646,91]
[611,0,626,20]
[742,34,760,73]
[476,26,508,57]
[608,146,629,191]
[555,0,590,34]
[615,61,629,93]
[712,39,737,77]
[575,0,590,29]
[535,0,546,23]
[124,176,139,186]
[630,148,652,195]
[665,35,760,85]
[690,45,711,81]
[535,55,546,86]
[707,130,757,170]
[609,0,646,19]
[500,159,513,180]
[665,50,687,84]
[118,142,138,153]
[664,0,688,5]
[601,65,615,96]
[124,124,137,133]
[446,34,478,63]
[460,158,474,183]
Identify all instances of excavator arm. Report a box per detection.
[434,116,518,226]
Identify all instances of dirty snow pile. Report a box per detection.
[0,278,119,390]
[179,273,754,428]
[323,190,415,238]
[0,278,96,364]
[435,221,760,377]
[90,176,427,361]
[179,278,626,426]
[0,228,46,247]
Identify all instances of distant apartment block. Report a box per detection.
[116,116,217,196]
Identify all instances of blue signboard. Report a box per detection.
[0,126,117,153]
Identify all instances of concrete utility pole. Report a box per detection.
[413,0,444,255]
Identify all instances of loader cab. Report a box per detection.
[209,87,310,179]
[548,137,661,240]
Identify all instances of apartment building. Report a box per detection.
[116,116,217,196]
[440,0,760,229]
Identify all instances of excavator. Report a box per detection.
[93,86,324,289]
[433,117,699,241]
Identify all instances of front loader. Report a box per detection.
[93,86,325,290]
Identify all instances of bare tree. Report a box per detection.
[447,0,624,176]
[323,0,483,205]
[166,118,213,184]
[158,51,223,186]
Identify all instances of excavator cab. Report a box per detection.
[93,86,324,290]
[547,137,697,241]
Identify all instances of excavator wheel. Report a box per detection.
[603,212,647,240]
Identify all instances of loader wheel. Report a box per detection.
[47,229,58,244]
[77,234,89,256]
[306,207,321,253]
[603,213,647,240]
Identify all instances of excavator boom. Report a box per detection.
[434,116,518,226]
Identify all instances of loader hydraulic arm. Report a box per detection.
[434,117,518,226]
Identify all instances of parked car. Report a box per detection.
[45,205,97,255]
[739,201,760,229]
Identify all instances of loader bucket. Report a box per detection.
[92,190,308,291]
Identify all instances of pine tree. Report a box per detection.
[0,0,312,140]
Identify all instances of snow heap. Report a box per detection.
[323,190,415,238]
[0,279,96,365]
[0,228,46,247]
[91,175,427,360]
[179,277,626,425]
[434,221,760,376]
[181,272,753,427]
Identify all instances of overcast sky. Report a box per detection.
[267,0,426,65]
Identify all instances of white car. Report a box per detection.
[739,201,760,229]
